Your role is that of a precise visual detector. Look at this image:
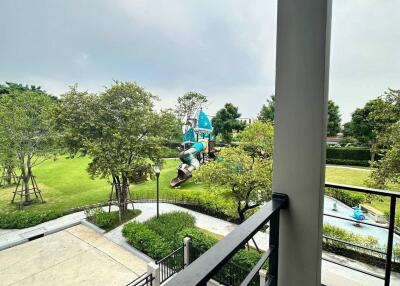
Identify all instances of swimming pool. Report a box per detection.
[323,196,400,246]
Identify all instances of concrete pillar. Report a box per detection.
[273,0,332,286]
[183,237,191,268]
[147,262,160,286]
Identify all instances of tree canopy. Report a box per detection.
[0,88,57,203]
[327,100,341,136]
[212,103,245,143]
[175,91,207,128]
[238,121,274,158]
[195,147,272,222]
[57,82,177,219]
[258,95,275,122]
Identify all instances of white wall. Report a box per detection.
[273,0,331,285]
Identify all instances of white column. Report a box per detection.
[147,262,160,286]
[183,237,191,268]
[259,269,267,286]
[273,0,332,285]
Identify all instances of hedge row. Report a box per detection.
[326,158,370,166]
[323,224,400,270]
[325,187,366,206]
[0,210,62,229]
[326,147,376,166]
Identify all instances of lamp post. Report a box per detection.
[154,165,161,218]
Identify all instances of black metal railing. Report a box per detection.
[190,245,259,286]
[324,182,400,286]
[156,245,185,284]
[126,273,154,286]
[163,192,289,286]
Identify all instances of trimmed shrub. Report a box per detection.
[0,210,62,229]
[144,211,196,246]
[122,222,170,259]
[325,187,366,206]
[326,147,378,166]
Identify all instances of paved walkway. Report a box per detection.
[1,202,399,285]
[0,224,147,286]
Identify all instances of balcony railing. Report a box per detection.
[164,192,289,286]
[324,182,400,286]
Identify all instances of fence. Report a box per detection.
[156,245,185,284]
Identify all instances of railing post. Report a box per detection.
[268,211,280,286]
[183,237,191,268]
[259,269,267,286]
[385,196,396,286]
[147,262,160,286]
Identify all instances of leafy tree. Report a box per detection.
[0,88,57,204]
[327,100,341,136]
[195,147,272,222]
[175,91,208,128]
[237,121,274,158]
[344,97,396,160]
[57,82,176,220]
[212,103,245,143]
[258,95,275,122]
[370,122,400,188]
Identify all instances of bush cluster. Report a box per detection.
[0,210,62,229]
[323,223,400,269]
[86,208,141,231]
[122,211,264,278]
[325,187,366,206]
[326,147,377,166]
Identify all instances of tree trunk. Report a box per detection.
[21,164,31,205]
[237,202,245,223]
[113,174,129,222]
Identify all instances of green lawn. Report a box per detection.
[0,157,207,214]
[0,157,399,216]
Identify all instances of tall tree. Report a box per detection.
[258,95,275,122]
[0,88,57,204]
[195,147,272,222]
[344,98,395,160]
[57,82,176,220]
[175,92,208,128]
[212,103,245,143]
[327,100,341,136]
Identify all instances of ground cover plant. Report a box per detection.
[85,208,141,231]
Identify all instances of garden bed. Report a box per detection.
[85,208,141,232]
[122,211,265,285]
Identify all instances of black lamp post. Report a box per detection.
[154,165,161,218]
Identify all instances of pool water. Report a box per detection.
[323,196,400,246]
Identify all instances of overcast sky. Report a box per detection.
[0,0,399,123]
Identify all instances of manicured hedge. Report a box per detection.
[326,158,370,167]
[0,210,62,229]
[323,224,400,270]
[326,147,375,166]
[325,187,366,206]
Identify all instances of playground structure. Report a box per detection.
[170,109,217,187]
[352,205,367,224]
